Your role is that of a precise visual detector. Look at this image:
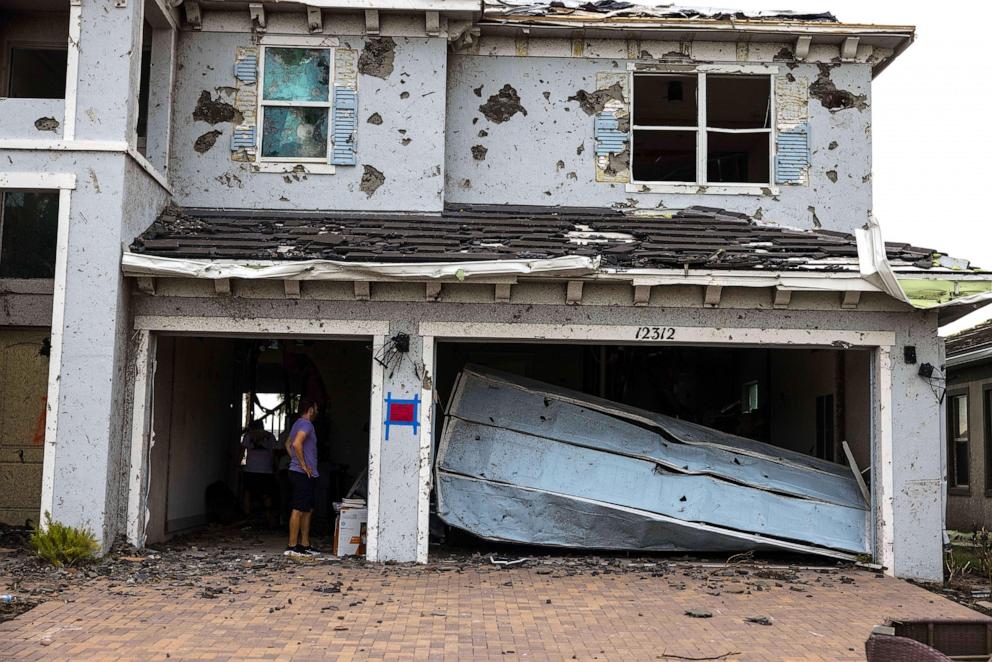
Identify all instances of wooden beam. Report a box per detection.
[494,283,512,303]
[214,278,232,296]
[841,36,860,61]
[795,35,812,60]
[284,280,301,299]
[354,281,371,301]
[842,440,871,506]
[773,288,792,308]
[566,280,584,305]
[365,9,380,35]
[841,291,861,309]
[136,277,156,295]
[306,6,323,33]
[426,282,442,301]
[704,285,723,307]
[633,284,651,306]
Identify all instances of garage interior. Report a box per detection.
[144,335,373,546]
[432,340,873,550]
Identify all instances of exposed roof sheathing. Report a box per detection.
[131,204,939,272]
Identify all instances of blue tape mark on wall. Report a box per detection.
[234,54,258,84]
[331,86,358,165]
[594,112,628,156]
[384,393,420,441]
[775,124,810,184]
[231,126,256,151]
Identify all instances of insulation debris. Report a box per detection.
[436,367,870,559]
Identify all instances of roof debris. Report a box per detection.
[131,204,942,272]
[483,1,838,23]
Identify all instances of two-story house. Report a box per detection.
[2,0,990,581]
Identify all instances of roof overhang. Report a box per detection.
[946,345,992,369]
[177,0,482,15]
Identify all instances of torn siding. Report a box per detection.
[436,368,869,558]
[592,73,629,183]
[331,48,359,165]
[774,74,810,185]
[231,47,259,161]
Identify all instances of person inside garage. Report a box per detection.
[285,397,321,556]
[240,418,277,526]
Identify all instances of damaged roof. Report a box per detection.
[130,204,942,272]
[946,321,992,362]
[485,2,838,23]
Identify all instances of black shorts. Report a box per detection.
[288,470,316,512]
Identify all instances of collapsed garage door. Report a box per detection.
[433,342,872,560]
[144,335,373,547]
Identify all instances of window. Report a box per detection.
[631,72,772,185]
[815,394,835,461]
[948,392,970,490]
[0,191,59,279]
[259,47,332,162]
[7,47,67,99]
[741,381,759,414]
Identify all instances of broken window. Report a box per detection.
[0,191,59,279]
[6,47,67,99]
[631,72,772,185]
[259,47,332,161]
[948,392,970,489]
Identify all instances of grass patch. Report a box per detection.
[30,513,99,567]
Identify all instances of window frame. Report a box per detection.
[948,389,971,494]
[255,44,335,165]
[0,189,60,280]
[629,70,775,188]
[5,41,69,99]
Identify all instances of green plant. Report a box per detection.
[30,513,99,567]
[945,547,971,585]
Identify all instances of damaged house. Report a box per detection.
[2,0,991,581]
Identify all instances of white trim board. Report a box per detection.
[416,334,435,564]
[365,335,386,562]
[133,315,390,337]
[419,322,896,349]
[0,172,76,190]
[63,2,82,141]
[125,330,156,547]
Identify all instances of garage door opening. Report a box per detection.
[432,341,872,559]
[145,335,373,556]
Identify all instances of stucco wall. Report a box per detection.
[444,45,873,233]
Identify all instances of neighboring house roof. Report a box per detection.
[130,204,940,271]
[946,321,992,367]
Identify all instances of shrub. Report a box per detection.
[30,513,99,567]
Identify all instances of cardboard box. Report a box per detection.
[333,502,367,557]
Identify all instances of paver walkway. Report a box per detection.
[0,539,983,661]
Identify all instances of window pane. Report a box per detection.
[263,48,330,102]
[707,131,770,184]
[8,48,67,99]
[955,440,970,486]
[0,191,59,279]
[632,130,696,182]
[707,75,771,129]
[633,75,697,127]
[261,107,328,158]
[954,394,969,438]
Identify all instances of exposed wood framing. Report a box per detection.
[425,282,442,301]
[425,11,440,36]
[136,277,156,295]
[248,3,265,30]
[125,330,155,546]
[365,9,380,35]
[214,278,232,296]
[306,7,323,33]
[633,284,652,306]
[494,283,512,303]
[841,36,860,61]
[704,285,723,308]
[566,280,584,305]
[842,291,862,309]
[773,288,792,308]
[795,35,812,59]
[354,281,371,300]
[283,280,301,299]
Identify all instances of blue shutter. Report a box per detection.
[775,125,809,184]
[231,126,256,151]
[331,86,358,165]
[234,53,257,83]
[594,112,628,156]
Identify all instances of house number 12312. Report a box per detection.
[634,326,676,340]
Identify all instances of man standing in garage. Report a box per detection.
[285,398,320,556]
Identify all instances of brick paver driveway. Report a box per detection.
[0,533,982,661]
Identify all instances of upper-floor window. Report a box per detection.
[0,191,58,279]
[631,73,772,185]
[948,392,970,490]
[6,46,67,99]
[259,47,332,162]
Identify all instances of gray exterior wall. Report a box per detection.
[946,360,992,531]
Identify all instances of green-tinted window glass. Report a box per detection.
[0,191,59,279]
[263,48,330,102]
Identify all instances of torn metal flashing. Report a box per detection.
[436,366,869,559]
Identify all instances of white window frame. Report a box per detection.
[629,69,775,189]
[256,44,334,165]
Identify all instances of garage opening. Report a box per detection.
[145,335,373,556]
[432,341,872,559]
